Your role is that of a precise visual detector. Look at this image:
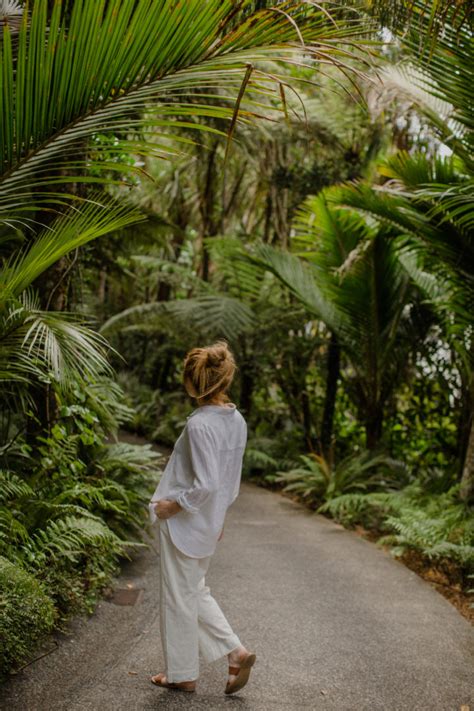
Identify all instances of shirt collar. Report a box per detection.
[187,403,236,419]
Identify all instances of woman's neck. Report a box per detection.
[198,399,230,407]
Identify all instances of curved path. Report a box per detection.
[1,482,473,710]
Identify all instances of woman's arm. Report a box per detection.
[175,423,220,514]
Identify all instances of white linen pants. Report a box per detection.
[158,518,241,683]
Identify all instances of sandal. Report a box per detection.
[225,651,257,695]
[150,673,196,692]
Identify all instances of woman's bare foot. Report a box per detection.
[150,672,196,691]
[227,645,250,682]
[225,646,257,695]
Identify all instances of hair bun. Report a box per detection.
[207,349,225,368]
[183,340,235,403]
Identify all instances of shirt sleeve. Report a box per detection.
[148,475,163,525]
[176,423,220,514]
[231,420,247,504]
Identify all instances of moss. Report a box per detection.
[0,556,56,680]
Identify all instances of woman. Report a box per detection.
[148,339,257,695]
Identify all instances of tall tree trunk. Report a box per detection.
[197,141,219,282]
[238,336,256,420]
[320,332,340,460]
[460,413,474,501]
[239,364,255,421]
[365,406,383,450]
[460,372,474,501]
[301,385,317,453]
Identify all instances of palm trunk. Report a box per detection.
[460,413,474,501]
[365,406,383,450]
[98,269,107,304]
[320,332,340,459]
[239,360,255,420]
[197,142,219,282]
[301,386,317,453]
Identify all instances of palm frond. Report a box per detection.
[0,0,373,223]
[0,292,113,389]
[0,197,144,301]
[100,294,256,341]
[205,236,272,302]
[361,0,472,45]
[237,241,341,330]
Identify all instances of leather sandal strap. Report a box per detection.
[228,666,241,675]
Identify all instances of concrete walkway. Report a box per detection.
[1,482,473,711]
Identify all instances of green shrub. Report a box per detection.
[319,484,474,571]
[268,450,408,505]
[0,557,56,680]
[377,486,474,567]
[0,381,162,648]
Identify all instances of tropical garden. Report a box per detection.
[0,0,473,680]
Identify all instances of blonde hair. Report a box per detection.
[183,339,237,405]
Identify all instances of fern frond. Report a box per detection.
[23,516,131,568]
[0,470,34,502]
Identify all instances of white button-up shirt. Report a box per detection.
[148,403,247,558]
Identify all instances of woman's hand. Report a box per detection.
[153,499,182,519]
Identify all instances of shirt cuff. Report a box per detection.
[148,502,158,525]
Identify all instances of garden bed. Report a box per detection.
[257,480,473,624]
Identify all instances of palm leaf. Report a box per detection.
[0,197,145,302]
[0,0,373,224]
[0,291,113,389]
[237,241,341,330]
[100,294,256,341]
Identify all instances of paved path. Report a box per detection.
[1,482,473,711]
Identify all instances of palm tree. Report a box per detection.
[236,187,420,450]
[99,235,305,427]
[335,3,473,497]
[0,0,373,434]
[338,156,474,496]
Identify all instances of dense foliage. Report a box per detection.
[0,0,473,679]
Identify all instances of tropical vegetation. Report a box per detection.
[0,0,472,680]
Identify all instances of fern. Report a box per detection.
[22,515,145,569]
[0,471,36,559]
[318,492,387,524]
[273,451,408,504]
[53,482,132,515]
[243,435,295,478]
[246,449,279,473]
[378,497,474,565]
[98,441,162,477]
[0,470,35,503]
[0,508,30,562]
[320,484,474,568]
